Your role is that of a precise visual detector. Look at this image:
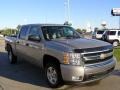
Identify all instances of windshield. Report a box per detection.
[41,26,81,41]
[97,31,104,34]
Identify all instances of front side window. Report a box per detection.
[28,26,41,42]
[41,26,81,41]
[108,31,116,35]
[19,26,29,40]
[118,31,120,36]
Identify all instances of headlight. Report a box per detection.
[63,53,83,66]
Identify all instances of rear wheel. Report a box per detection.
[8,48,17,64]
[45,63,63,88]
[113,41,119,47]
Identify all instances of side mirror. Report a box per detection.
[28,35,41,42]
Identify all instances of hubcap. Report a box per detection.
[113,42,118,47]
[47,67,57,85]
[8,51,12,62]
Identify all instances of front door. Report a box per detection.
[25,26,44,66]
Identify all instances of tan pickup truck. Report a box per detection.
[5,24,116,88]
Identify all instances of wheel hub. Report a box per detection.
[113,42,118,47]
[47,67,57,85]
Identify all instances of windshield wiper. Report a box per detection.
[66,35,80,39]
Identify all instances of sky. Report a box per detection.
[0,0,120,29]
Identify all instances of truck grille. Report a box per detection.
[82,49,113,64]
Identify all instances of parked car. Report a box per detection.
[92,29,106,39]
[5,24,116,88]
[92,29,109,41]
[0,34,4,38]
[106,29,120,47]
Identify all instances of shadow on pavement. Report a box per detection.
[0,51,98,90]
[0,52,49,88]
[0,51,120,89]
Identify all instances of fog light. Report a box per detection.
[72,76,83,81]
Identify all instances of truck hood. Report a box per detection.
[50,38,111,50]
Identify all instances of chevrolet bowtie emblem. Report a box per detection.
[100,53,107,59]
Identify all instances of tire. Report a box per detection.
[45,62,63,88]
[8,48,17,64]
[113,41,119,47]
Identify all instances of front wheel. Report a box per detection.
[45,63,63,88]
[8,49,17,64]
[113,41,119,47]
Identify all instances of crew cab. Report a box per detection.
[5,24,116,88]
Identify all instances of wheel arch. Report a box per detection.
[43,54,61,69]
[113,39,119,43]
[6,43,12,52]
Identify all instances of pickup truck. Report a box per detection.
[5,24,116,88]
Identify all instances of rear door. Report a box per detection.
[108,31,117,40]
[25,25,44,65]
[16,25,30,60]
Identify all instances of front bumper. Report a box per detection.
[60,57,116,83]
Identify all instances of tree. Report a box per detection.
[76,28,82,34]
[94,27,98,32]
[82,29,87,33]
[17,25,21,30]
[64,21,72,26]
[0,28,17,36]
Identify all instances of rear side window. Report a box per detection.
[108,31,116,35]
[97,31,104,34]
[118,31,120,36]
[19,26,29,40]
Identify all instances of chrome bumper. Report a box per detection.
[60,57,116,82]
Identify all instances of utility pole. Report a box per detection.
[67,0,70,22]
[64,0,70,22]
[119,16,120,29]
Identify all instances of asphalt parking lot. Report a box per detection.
[0,39,120,90]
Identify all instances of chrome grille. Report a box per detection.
[82,49,113,64]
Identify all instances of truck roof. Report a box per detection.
[21,24,69,27]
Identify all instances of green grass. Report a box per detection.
[114,46,120,62]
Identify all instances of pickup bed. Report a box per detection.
[5,24,116,88]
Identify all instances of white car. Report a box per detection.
[106,29,120,47]
[0,34,4,38]
[92,29,106,40]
